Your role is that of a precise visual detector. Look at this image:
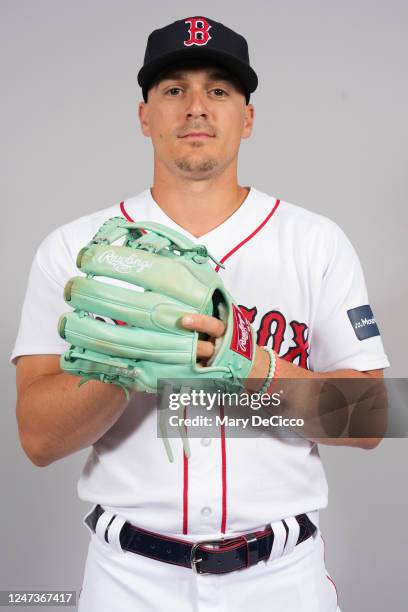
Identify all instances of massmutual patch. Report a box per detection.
[347,304,380,340]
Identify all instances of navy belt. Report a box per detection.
[85,504,317,575]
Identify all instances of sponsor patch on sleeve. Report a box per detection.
[347,305,380,340]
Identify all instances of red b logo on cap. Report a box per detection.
[184,17,212,46]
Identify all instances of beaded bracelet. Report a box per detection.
[258,347,278,395]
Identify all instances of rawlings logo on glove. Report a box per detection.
[96,250,153,274]
[230,304,253,359]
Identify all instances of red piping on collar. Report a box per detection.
[215,199,280,272]
[120,201,133,222]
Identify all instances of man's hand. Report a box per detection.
[181,313,270,388]
[181,313,226,365]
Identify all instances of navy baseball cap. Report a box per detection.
[137,16,258,103]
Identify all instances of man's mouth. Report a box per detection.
[179,132,215,140]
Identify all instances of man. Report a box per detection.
[12,16,389,611]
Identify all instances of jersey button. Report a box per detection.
[201,438,212,447]
[201,506,212,518]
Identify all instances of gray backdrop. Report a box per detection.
[2,1,407,610]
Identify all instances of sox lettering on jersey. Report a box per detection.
[184,17,212,46]
[240,305,310,369]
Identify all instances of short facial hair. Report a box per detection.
[174,156,219,175]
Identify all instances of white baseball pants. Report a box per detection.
[78,513,341,611]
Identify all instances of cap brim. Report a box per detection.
[137,47,258,97]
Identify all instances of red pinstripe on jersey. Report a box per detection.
[119,197,281,535]
[182,406,189,534]
[220,404,227,533]
[321,533,340,606]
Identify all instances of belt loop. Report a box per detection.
[107,516,127,554]
[282,517,300,556]
[241,533,259,567]
[306,510,319,530]
[95,510,116,545]
[83,504,98,535]
[269,520,287,561]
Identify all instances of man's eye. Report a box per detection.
[211,88,228,97]
[166,87,182,96]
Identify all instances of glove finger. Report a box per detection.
[61,350,202,394]
[65,276,196,333]
[78,244,215,309]
[59,312,194,364]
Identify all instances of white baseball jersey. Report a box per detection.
[11,187,390,540]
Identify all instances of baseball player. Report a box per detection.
[12,16,389,612]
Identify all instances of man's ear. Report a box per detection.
[138,101,151,137]
[242,104,255,140]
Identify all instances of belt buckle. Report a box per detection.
[190,537,225,574]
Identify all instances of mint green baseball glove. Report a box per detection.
[58,217,256,398]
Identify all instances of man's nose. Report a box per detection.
[185,90,209,118]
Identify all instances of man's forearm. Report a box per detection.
[17,374,130,466]
[248,347,386,449]
[249,347,382,380]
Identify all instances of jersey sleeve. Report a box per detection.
[308,221,390,372]
[10,228,76,364]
